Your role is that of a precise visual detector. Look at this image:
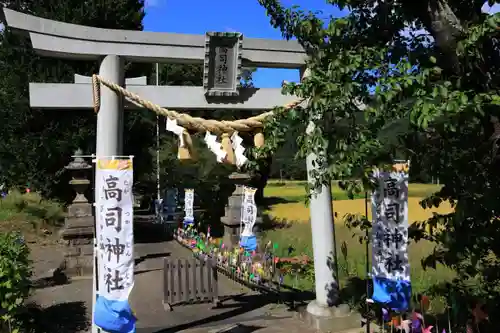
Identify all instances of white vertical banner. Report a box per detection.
[239,186,258,251]
[240,187,257,237]
[95,158,134,301]
[370,161,411,310]
[183,188,194,226]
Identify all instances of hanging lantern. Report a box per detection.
[166,118,196,161]
[178,130,196,161]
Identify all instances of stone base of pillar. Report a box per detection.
[221,223,240,250]
[295,300,361,333]
[59,215,95,277]
[60,237,94,277]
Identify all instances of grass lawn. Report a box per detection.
[0,190,65,242]
[261,181,454,311]
[261,221,454,289]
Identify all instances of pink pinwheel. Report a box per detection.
[411,312,423,333]
[422,326,433,333]
[399,319,411,333]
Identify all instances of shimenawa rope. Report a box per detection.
[91,74,303,135]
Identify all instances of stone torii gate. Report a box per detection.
[1,7,355,328]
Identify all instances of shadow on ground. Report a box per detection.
[205,324,263,333]
[258,213,297,232]
[135,252,171,266]
[261,196,298,210]
[152,290,314,333]
[134,219,174,244]
[20,301,89,333]
[31,268,70,289]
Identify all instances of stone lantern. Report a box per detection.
[59,149,95,277]
[66,149,92,205]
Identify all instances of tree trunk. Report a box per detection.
[250,156,273,206]
[424,0,463,72]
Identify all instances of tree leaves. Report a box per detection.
[258,0,500,315]
[0,0,146,201]
[0,232,31,332]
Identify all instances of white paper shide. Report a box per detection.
[204,131,226,162]
[96,159,134,301]
[240,187,257,237]
[371,163,410,282]
[166,118,186,159]
[231,132,248,167]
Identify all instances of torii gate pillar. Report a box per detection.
[96,55,125,157]
[92,55,125,333]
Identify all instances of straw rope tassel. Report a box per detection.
[178,130,196,161]
[253,130,265,148]
[91,74,304,134]
[221,133,235,165]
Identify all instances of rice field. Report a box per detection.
[261,181,455,301]
[264,182,452,223]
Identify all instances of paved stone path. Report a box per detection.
[29,223,335,333]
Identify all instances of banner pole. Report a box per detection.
[365,191,370,333]
[91,154,99,333]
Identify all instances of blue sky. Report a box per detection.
[143,0,348,87]
[142,1,499,87]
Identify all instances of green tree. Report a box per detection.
[0,232,31,332]
[258,0,500,326]
[0,0,147,201]
[139,63,240,229]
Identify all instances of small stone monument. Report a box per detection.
[220,172,262,249]
[59,149,94,276]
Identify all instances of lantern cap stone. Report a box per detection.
[65,149,91,170]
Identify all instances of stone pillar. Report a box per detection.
[298,68,358,332]
[220,172,262,249]
[60,149,94,277]
[305,132,338,309]
[93,55,124,333]
[96,55,125,157]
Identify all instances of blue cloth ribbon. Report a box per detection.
[183,216,194,228]
[239,235,257,251]
[372,276,411,311]
[94,295,136,333]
